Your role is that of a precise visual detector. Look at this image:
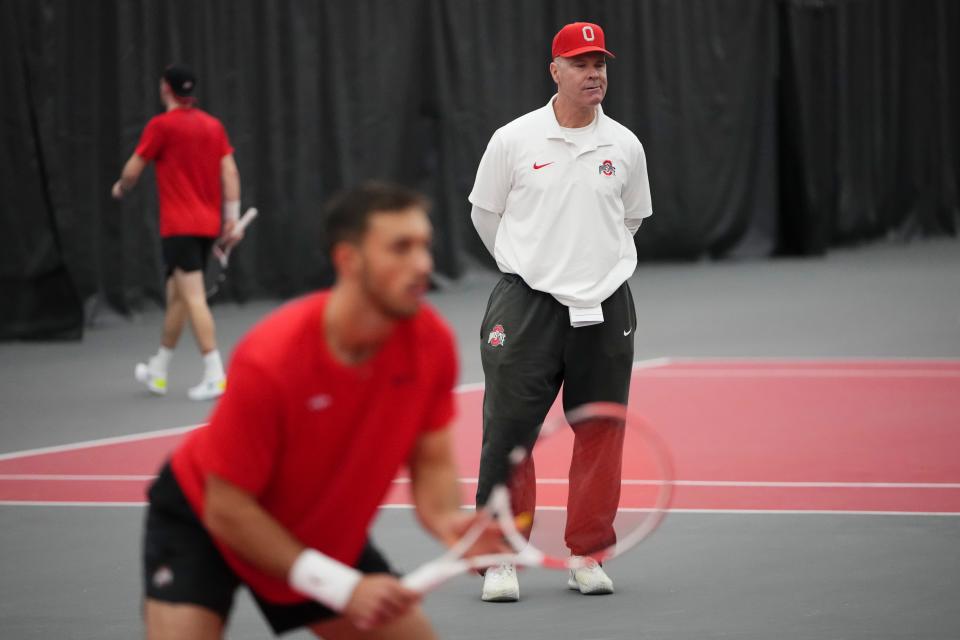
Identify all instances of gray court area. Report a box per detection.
[2,238,959,639]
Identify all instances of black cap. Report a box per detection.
[162,64,197,97]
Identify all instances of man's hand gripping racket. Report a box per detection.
[214,207,258,267]
[402,402,674,593]
[207,207,257,298]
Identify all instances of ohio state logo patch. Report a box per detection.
[152,565,174,589]
[487,324,506,347]
[599,159,616,176]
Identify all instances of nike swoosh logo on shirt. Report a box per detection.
[307,394,332,411]
[533,162,554,170]
[623,328,632,336]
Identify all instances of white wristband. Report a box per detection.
[289,549,362,612]
[224,200,240,224]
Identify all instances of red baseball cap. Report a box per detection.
[551,22,615,59]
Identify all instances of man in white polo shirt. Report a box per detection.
[469,21,653,602]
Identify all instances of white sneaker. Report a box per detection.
[567,556,614,595]
[134,361,168,396]
[187,377,226,401]
[481,563,519,602]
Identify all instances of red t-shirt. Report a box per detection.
[135,107,233,238]
[171,291,458,603]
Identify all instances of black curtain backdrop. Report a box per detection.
[778,0,960,255]
[1,0,957,338]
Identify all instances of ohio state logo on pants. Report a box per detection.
[488,324,506,347]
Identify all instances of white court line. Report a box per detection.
[3,501,957,517]
[454,381,486,394]
[392,478,960,489]
[342,504,960,517]
[0,424,203,462]
[5,475,959,489]
[0,358,674,462]
[0,474,158,481]
[638,369,960,378]
[660,356,960,364]
[666,508,960,516]
[6,356,958,513]
[0,501,148,507]
[537,479,960,489]
[5,355,956,463]
[450,505,960,517]
[635,356,960,378]
[632,357,675,369]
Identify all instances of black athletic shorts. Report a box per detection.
[143,463,394,635]
[161,236,215,279]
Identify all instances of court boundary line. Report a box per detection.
[0,357,673,462]
[3,356,956,514]
[399,478,960,489]
[0,424,203,462]
[388,505,960,517]
[660,356,960,364]
[3,501,958,517]
[5,356,957,462]
[0,474,158,481]
[11,355,957,462]
[639,369,960,378]
[6,474,958,489]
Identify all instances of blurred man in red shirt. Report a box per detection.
[141,182,493,638]
[112,64,241,401]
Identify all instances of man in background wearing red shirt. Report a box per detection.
[141,182,492,638]
[112,64,241,401]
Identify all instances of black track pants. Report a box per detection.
[476,274,636,554]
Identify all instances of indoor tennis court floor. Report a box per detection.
[2,239,958,639]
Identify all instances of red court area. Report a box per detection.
[2,359,959,514]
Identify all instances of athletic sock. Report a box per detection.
[202,349,225,381]
[151,346,174,375]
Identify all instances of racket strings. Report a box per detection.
[514,404,671,565]
[564,418,625,556]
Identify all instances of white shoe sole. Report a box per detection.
[481,573,520,602]
[135,363,167,396]
[481,589,520,602]
[568,575,614,595]
[187,380,225,401]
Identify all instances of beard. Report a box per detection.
[359,264,422,320]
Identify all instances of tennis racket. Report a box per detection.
[401,401,674,593]
[206,207,258,299]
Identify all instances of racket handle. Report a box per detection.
[216,208,256,268]
[212,245,229,268]
[235,207,258,233]
[401,561,465,593]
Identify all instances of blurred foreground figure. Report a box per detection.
[142,182,500,638]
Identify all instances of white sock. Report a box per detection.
[202,350,225,381]
[151,346,173,374]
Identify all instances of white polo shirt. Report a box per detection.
[469,96,653,308]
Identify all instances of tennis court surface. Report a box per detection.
[3,358,958,515]
[2,244,959,639]
[2,359,958,639]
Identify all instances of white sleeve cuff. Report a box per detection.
[224,200,241,223]
[470,205,501,257]
[288,549,362,612]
